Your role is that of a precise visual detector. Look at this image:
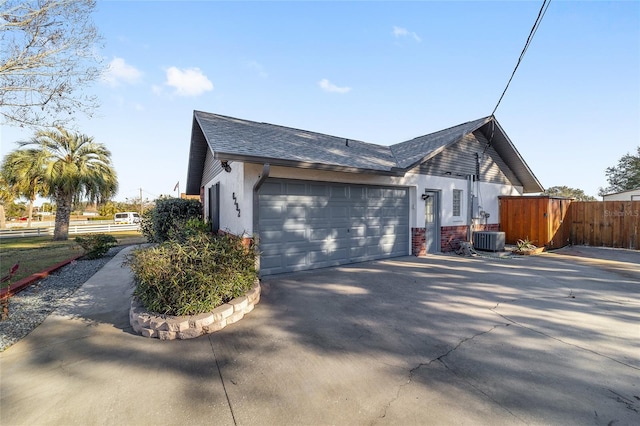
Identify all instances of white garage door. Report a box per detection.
[258,179,409,275]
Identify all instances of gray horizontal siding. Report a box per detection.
[409,132,522,186]
[201,149,224,186]
[474,132,522,186]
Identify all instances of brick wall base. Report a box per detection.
[411,228,426,256]
[413,225,496,254]
[441,225,469,252]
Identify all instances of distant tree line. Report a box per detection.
[598,146,640,196]
[542,186,596,201]
[542,146,639,200]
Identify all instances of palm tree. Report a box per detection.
[0,175,16,229]
[20,128,118,240]
[1,149,49,228]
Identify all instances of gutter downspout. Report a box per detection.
[467,174,473,242]
[253,164,270,274]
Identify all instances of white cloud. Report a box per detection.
[318,78,351,94]
[393,26,409,37]
[392,26,422,43]
[103,57,143,86]
[247,61,268,78]
[151,85,164,96]
[164,66,213,96]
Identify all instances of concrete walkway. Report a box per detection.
[1,246,639,425]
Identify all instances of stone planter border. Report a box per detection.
[512,247,546,256]
[130,279,260,340]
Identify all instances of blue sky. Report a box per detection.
[1,0,638,202]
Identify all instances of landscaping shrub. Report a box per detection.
[166,217,211,243]
[126,232,257,316]
[87,216,113,221]
[140,198,203,243]
[75,234,118,259]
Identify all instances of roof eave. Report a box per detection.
[185,114,208,195]
[488,119,544,193]
[215,152,404,176]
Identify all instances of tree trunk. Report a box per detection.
[0,204,6,229]
[53,191,72,240]
[26,198,34,228]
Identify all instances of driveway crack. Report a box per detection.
[209,337,237,426]
[377,324,507,422]
[489,306,640,371]
[608,389,640,413]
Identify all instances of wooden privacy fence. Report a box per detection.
[499,197,640,250]
[569,201,639,249]
[499,196,572,249]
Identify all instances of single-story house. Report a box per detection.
[602,188,640,201]
[186,111,543,275]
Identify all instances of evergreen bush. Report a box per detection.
[126,232,257,316]
[140,198,203,243]
[75,234,118,259]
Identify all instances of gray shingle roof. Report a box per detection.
[390,117,491,169]
[186,111,543,194]
[194,111,398,173]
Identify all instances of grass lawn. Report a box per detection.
[1,231,147,288]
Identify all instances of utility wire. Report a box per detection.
[491,0,552,117]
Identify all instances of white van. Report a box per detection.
[114,212,141,224]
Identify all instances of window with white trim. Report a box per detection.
[453,189,462,217]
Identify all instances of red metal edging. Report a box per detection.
[0,254,84,300]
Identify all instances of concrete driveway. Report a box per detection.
[1,246,638,425]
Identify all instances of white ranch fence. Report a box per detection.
[0,223,140,239]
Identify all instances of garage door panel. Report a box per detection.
[310,228,332,241]
[330,205,349,219]
[367,188,383,198]
[314,248,348,262]
[309,208,331,219]
[259,205,284,219]
[309,184,329,196]
[330,186,348,199]
[260,181,284,195]
[308,250,332,264]
[285,206,306,219]
[258,180,409,275]
[351,187,366,199]
[350,246,367,259]
[260,254,283,270]
[382,225,398,235]
[350,225,366,237]
[284,252,308,267]
[284,182,307,195]
[283,229,307,243]
[382,207,400,218]
[351,206,366,217]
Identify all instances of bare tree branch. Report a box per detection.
[0,0,104,128]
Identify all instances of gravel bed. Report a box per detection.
[0,246,126,352]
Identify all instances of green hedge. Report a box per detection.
[75,234,118,259]
[126,232,257,316]
[140,198,202,243]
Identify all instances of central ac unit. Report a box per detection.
[473,231,505,252]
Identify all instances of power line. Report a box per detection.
[491,0,552,117]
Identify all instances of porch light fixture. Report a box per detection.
[221,161,232,173]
